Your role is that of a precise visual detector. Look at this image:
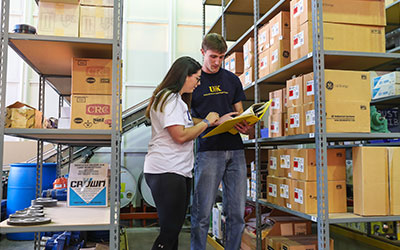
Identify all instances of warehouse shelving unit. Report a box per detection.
[203,0,400,249]
[0,0,123,249]
[386,0,400,53]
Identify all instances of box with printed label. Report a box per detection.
[372,72,400,100]
[229,52,244,74]
[303,102,314,134]
[67,163,108,207]
[80,6,113,39]
[282,87,288,108]
[70,94,113,129]
[269,11,290,46]
[224,55,231,71]
[283,112,289,136]
[258,49,270,79]
[81,0,114,6]
[291,148,346,181]
[265,216,312,236]
[244,52,254,71]
[268,150,279,177]
[243,67,254,87]
[280,239,316,250]
[267,176,278,204]
[268,113,283,138]
[290,22,385,62]
[72,58,112,95]
[353,147,389,216]
[278,148,293,178]
[388,147,400,215]
[290,0,385,30]
[269,89,283,114]
[269,39,290,73]
[326,101,371,133]
[5,102,43,129]
[287,76,303,107]
[291,179,347,214]
[302,72,314,104]
[38,2,79,37]
[277,177,291,209]
[243,37,254,57]
[258,23,270,53]
[287,105,304,136]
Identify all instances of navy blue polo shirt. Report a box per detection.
[191,68,246,152]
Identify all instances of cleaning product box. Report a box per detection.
[80,5,113,39]
[5,102,43,129]
[388,147,400,215]
[287,76,303,107]
[67,163,108,207]
[70,94,112,129]
[38,2,79,37]
[269,38,290,73]
[269,89,283,114]
[372,72,400,100]
[353,147,389,216]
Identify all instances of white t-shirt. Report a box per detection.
[144,93,195,178]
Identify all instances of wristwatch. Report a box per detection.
[202,119,211,127]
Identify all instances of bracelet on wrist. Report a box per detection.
[202,119,210,127]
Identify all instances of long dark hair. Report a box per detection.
[145,56,201,118]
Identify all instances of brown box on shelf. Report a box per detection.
[279,148,293,178]
[80,0,114,6]
[353,147,389,216]
[243,37,254,57]
[326,101,371,133]
[267,175,278,205]
[244,52,254,71]
[258,23,270,53]
[287,76,303,107]
[80,6,113,39]
[258,49,270,79]
[291,179,347,214]
[269,89,283,114]
[266,216,312,236]
[268,149,279,177]
[239,72,245,87]
[291,148,346,181]
[243,67,254,87]
[70,94,112,129]
[268,113,283,138]
[303,72,314,104]
[72,58,112,95]
[290,22,385,62]
[269,11,290,46]
[241,228,268,250]
[303,102,314,134]
[283,87,288,108]
[283,112,289,136]
[388,147,400,215]
[280,239,316,250]
[277,177,291,209]
[290,0,385,30]
[5,102,42,129]
[269,38,290,74]
[228,52,244,74]
[37,2,79,37]
[287,105,304,136]
[40,0,79,3]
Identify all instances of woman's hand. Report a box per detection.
[205,112,219,126]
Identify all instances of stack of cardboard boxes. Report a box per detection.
[241,38,255,87]
[267,148,347,214]
[38,0,113,39]
[268,88,288,138]
[225,52,244,77]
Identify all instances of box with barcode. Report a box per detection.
[268,150,279,177]
[278,148,293,178]
[268,113,283,138]
[303,72,314,104]
[269,11,290,46]
[286,76,303,107]
[287,105,304,136]
[67,163,109,207]
[267,176,278,204]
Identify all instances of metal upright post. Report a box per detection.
[56,95,64,177]
[311,0,330,249]
[110,0,123,248]
[202,2,206,37]
[221,0,226,39]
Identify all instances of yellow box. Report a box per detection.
[72,58,113,95]
[290,22,385,62]
[286,76,303,107]
[326,101,371,133]
[353,147,389,216]
[81,0,114,6]
[258,49,270,79]
[269,11,290,46]
[258,23,270,53]
[80,6,113,39]
[290,0,385,29]
[5,102,42,129]
[38,2,79,37]
[70,95,112,129]
[287,105,304,136]
[388,147,400,215]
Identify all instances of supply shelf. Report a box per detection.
[371,95,400,106]
[386,0,400,33]
[0,202,110,233]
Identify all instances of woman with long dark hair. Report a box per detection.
[144,56,219,250]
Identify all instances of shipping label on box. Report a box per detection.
[269,113,283,138]
[303,72,314,104]
[67,163,108,207]
[269,150,278,177]
[229,52,244,74]
[303,102,315,134]
[243,67,253,87]
[258,49,269,79]
[71,94,112,129]
[269,89,283,114]
[5,102,43,129]
[269,39,290,73]
[243,37,254,57]
[287,76,303,107]
[38,2,79,37]
[80,6,113,39]
[372,72,400,100]
[288,105,303,135]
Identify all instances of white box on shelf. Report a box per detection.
[58,118,71,129]
[372,72,400,99]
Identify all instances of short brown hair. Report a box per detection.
[202,33,227,53]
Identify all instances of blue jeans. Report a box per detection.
[191,150,247,250]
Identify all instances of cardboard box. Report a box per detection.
[279,148,293,178]
[388,147,400,215]
[269,39,290,73]
[243,67,254,87]
[80,6,113,39]
[40,0,79,3]
[243,37,254,57]
[258,49,270,79]
[302,72,314,104]
[287,76,303,107]
[282,87,288,108]
[283,112,289,136]
[266,216,312,236]
[280,239,316,250]
[287,105,303,136]
[224,55,231,70]
[258,23,270,53]
[372,72,400,100]
[239,72,245,87]
[70,94,112,129]
[291,179,347,214]
[269,11,290,46]
[303,102,314,134]
[291,148,346,181]
[269,113,283,138]
[278,178,292,209]
[72,58,112,95]
[5,102,43,129]
[38,2,79,37]
[244,52,254,70]
[268,150,279,177]
[269,89,283,114]
[241,228,267,250]
[229,52,244,74]
[290,0,385,30]
[353,147,389,216]
[326,101,371,133]
[290,22,385,62]
[81,0,114,6]
[267,176,278,204]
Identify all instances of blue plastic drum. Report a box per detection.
[6,163,57,240]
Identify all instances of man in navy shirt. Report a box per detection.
[191,33,252,250]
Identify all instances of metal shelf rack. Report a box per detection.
[0,0,123,249]
[203,0,400,249]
